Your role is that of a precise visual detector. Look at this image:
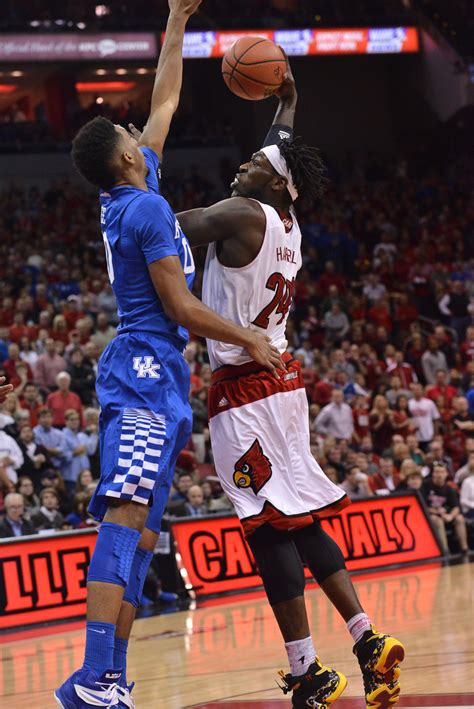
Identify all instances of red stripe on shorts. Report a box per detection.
[241,496,351,537]
[208,352,303,418]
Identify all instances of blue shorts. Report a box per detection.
[88,332,192,534]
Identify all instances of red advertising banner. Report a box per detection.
[171,493,442,596]
[163,27,419,58]
[0,33,157,62]
[0,529,96,630]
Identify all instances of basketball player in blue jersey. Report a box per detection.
[54,2,282,707]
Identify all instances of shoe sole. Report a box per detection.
[54,693,65,708]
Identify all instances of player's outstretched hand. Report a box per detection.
[168,0,202,17]
[275,48,297,103]
[245,333,285,379]
[0,377,13,404]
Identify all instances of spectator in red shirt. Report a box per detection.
[394,293,419,337]
[460,326,474,365]
[368,297,392,332]
[63,295,85,330]
[9,312,33,344]
[426,369,458,407]
[318,260,346,296]
[352,395,370,443]
[3,344,33,389]
[51,314,70,345]
[387,350,418,388]
[368,457,397,494]
[46,371,82,427]
[19,382,44,427]
[312,369,336,406]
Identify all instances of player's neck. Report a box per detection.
[114,172,148,191]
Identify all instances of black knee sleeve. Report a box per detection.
[247,523,305,605]
[293,521,346,585]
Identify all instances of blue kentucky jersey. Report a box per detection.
[99,147,195,348]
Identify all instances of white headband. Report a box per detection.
[260,144,299,201]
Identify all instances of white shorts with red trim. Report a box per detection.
[208,355,350,536]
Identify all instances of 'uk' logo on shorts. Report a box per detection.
[132,356,161,379]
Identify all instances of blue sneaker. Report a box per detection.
[116,683,135,708]
[54,667,122,707]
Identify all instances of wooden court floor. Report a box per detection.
[1,562,473,708]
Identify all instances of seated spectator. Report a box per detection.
[16,424,50,485]
[339,466,372,500]
[406,433,425,466]
[17,475,40,517]
[75,468,94,494]
[19,382,44,427]
[315,389,354,441]
[386,375,412,408]
[460,467,474,521]
[3,343,33,389]
[426,369,458,406]
[0,492,36,538]
[172,483,207,517]
[38,469,72,516]
[421,338,448,385]
[352,395,370,443]
[34,408,68,472]
[421,462,468,554]
[397,458,420,489]
[312,369,336,406]
[34,337,67,391]
[67,348,96,406]
[323,302,350,344]
[31,487,65,532]
[0,391,26,438]
[408,383,440,450]
[0,427,24,484]
[62,409,99,494]
[429,438,454,476]
[392,395,416,438]
[368,457,397,495]
[168,472,195,509]
[46,371,83,427]
[405,468,423,492]
[90,312,116,353]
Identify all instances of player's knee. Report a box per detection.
[247,523,305,605]
[293,521,346,585]
[88,522,141,587]
[123,547,154,607]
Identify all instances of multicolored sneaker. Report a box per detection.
[278,657,347,708]
[353,626,405,709]
[54,667,122,708]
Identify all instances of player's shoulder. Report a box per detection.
[210,196,266,225]
[126,190,171,222]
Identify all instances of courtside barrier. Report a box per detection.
[0,492,442,629]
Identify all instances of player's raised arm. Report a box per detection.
[138,0,202,158]
[262,52,298,147]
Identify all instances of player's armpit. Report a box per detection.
[177,197,265,247]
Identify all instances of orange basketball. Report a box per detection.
[221,36,286,101]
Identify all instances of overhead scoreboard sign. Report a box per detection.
[163,27,419,58]
[171,492,442,596]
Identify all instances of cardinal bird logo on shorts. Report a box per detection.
[233,439,272,495]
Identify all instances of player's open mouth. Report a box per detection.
[230,175,240,188]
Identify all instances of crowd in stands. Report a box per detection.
[3,0,414,32]
[0,149,473,558]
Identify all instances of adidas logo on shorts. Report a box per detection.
[218,397,229,407]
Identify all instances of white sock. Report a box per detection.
[347,613,372,644]
[285,636,317,676]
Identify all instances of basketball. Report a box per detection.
[222,36,287,100]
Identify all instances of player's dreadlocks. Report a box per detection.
[279,137,327,202]
[71,116,120,190]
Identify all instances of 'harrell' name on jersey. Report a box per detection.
[202,199,302,370]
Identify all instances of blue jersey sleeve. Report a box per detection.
[132,194,179,265]
[141,147,161,195]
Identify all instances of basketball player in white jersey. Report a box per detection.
[177,59,405,709]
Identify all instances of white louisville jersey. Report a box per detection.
[202,199,302,370]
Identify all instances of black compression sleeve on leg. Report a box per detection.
[292,521,346,585]
[262,124,294,148]
[247,523,305,605]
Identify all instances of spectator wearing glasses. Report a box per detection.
[0,492,36,538]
